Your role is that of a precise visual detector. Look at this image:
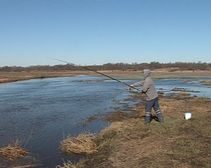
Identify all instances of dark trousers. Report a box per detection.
[145,97,164,123]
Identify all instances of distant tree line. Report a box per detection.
[0,62,211,72]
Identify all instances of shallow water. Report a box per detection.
[156,77,211,98]
[0,76,210,167]
[0,76,137,167]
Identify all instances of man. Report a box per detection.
[131,69,164,123]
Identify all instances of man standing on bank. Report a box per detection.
[131,69,164,124]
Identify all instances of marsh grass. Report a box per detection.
[0,140,28,160]
[60,133,97,155]
[56,161,81,168]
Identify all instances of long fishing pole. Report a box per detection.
[52,58,141,92]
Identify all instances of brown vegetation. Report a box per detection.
[58,94,211,168]
[1,62,211,84]
[60,133,97,155]
[1,69,211,85]
[0,62,211,83]
[56,161,80,168]
[0,141,28,160]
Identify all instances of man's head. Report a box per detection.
[143,69,151,79]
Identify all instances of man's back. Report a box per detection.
[142,76,158,101]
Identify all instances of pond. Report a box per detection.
[0,75,210,167]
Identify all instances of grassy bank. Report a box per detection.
[0,70,94,83]
[59,94,211,168]
[1,69,211,84]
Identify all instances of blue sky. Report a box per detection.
[0,0,211,66]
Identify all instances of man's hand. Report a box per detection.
[129,85,133,90]
[141,90,147,95]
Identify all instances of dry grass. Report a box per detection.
[60,95,211,168]
[12,164,42,168]
[1,69,211,84]
[60,133,97,155]
[56,161,80,168]
[0,140,28,160]
[105,96,211,168]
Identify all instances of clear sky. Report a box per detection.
[0,0,211,66]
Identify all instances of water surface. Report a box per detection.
[0,76,210,167]
[0,76,136,167]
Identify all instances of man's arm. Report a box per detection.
[130,81,143,87]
